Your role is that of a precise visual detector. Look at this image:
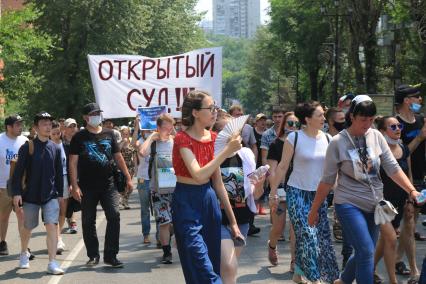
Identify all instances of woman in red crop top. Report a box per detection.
[171,90,243,284]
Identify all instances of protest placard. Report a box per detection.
[138,106,166,130]
[88,47,222,119]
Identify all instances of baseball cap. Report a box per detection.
[64,118,77,127]
[255,113,267,121]
[82,103,103,115]
[395,84,422,104]
[5,114,23,126]
[33,112,54,124]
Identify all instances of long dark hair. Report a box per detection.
[294,101,321,125]
[181,90,210,127]
[345,99,377,127]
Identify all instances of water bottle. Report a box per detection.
[416,189,426,204]
[247,165,270,182]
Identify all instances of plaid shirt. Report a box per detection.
[260,127,278,150]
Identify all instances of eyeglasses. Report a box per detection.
[387,123,404,131]
[408,94,422,99]
[287,121,301,128]
[198,105,220,113]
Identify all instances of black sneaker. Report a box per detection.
[104,257,124,268]
[247,225,260,236]
[86,256,100,266]
[0,241,9,255]
[27,248,35,260]
[162,252,172,264]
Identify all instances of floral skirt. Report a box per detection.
[286,185,339,283]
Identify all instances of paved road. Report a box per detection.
[0,190,425,284]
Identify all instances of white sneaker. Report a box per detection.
[47,260,64,275]
[57,239,65,254]
[19,251,30,269]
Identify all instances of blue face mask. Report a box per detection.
[409,103,422,113]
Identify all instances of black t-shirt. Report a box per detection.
[69,128,119,190]
[267,138,292,187]
[267,138,284,163]
[253,128,263,168]
[381,143,410,203]
[220,154,253,225]
[397,114,425,183]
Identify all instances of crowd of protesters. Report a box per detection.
[1,85,426,284]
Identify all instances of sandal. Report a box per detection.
[395,261,411,275]
[374,272,383,284]
[407,275,419,284]
[292,274,308,284]
[414,232,426,241]
[333,222,343,242]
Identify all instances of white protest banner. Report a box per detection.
[87,47,222,119]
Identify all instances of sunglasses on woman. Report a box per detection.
[387,123,404,131]
[287,121,301,128]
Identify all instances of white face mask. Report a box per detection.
[88,115,102,127]
[384,134,400,145]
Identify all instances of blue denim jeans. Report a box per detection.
[137,180,151,237]
[419,255,426,284]
[335,203,379,284]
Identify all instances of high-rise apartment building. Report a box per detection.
[213,0,260,38]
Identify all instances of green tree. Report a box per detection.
[269,0,332,101]
[206,34,251,110]
[0,4,51,118]
[28,0,205,119]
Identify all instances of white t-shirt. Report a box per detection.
[0,133,28,188]
[136,138,150,180]
[57,142,67,175]
[286,130,331,191]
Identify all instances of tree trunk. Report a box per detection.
[364,33,378,94]
[309,68,319,101]
[350,36,364,92]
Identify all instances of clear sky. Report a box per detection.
[195,0,270,24]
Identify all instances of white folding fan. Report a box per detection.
[214,114,250,157]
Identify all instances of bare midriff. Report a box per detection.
[176,176,210,185]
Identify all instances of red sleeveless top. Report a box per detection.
[172,130,217,178]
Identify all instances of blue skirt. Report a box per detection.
[286,185,339,283]
[171,182,222,284]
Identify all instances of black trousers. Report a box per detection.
[81,184,120,260]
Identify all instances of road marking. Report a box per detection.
[47,213,106,284]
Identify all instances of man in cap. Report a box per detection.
[394,84,426,278]
[12,112,64,274]
[0,115,28,256]
[69,103,133,268]
[338,92,355,113]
